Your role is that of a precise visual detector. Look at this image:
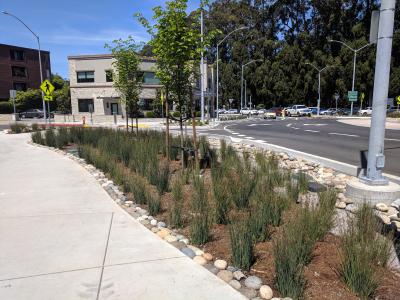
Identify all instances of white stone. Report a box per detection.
[193,255,207,266]
[375,203,389,212]
[214,259,228,270]
[233,270,245,281]
[229,279,241,290]
[217,270,233,282]
[164,235,178,243]
[259,285,273,299]
[391,199,400,210]
[203,253,213,261]
[244,276,263,290]
[335,201,347,209]
[150,219,157,226]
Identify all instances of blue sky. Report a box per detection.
[1,0,200,79]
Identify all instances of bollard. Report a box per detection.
[113,112,117,125]
[82,116,86,126]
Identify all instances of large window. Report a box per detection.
[105,70,113,82]
[13,82,26,91]
[77,71,94,83]
[78,99,94,112]
[10,49,24,61]
[143,72,160,84]
[11,66,26,77]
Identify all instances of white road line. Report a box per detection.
[238,134,245,137]
[286,123,292,127]
[303,124,327,126]
[292,127,300,130]
[385,138,400,142]
[231,132,239,135]
[304,130,320,133]
[329,132,359,137]
[245,136,255,139]
[255,140,267,143]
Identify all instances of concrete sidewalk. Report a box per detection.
[0,133,245,300]
[337,117,400,130]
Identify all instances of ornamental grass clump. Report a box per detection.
[297,171,309,194]
[55,127,70,148]
[148,160,170,195]
[44,128,56,147]
[339,203,391,299]
[170,179,184,228]
[189,176,210,245]
[211,164,231,224]
[10,123,27,134]
[31,131,44,145]
[147,189,161,215]
[229,217,254,271]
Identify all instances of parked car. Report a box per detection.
[216,109,226,115]
[226,108,238,114]
[250,108,258,115]
[309,107,319,115]
[257,108,267,115]
[240,108,251,115]
[19,109,52,119]
[287,105,312,117]
[263,109,277,119]
[270,107,283,116]
[320,108,338,115]
[359,107,372,116]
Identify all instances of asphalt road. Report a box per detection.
[199,117,400,177]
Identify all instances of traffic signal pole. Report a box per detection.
[363,0,396,185]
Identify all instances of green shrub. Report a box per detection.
[229,218,254,271]
[0,102,13,113]
[148,191,161,215]
[339,203,391,299]
[195,111,201,118]
[31,123,40,131]
[211,165,231,224]
[229,168,256,209]
[145,111,155,118]
[171,111,181,118]
[10,123,27,134]
[55,127,70,148]
[297,171,309,194]
[170,179,184,228]
[387,111,400,118]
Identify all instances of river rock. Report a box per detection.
[259,285,273,299]
[391,199,400,210]
[244,276,263,290]
[375,203,389,212]
[239,287,257,299]
[157,221,166,228]
[170,241,186,250]
[378,214,391,225]
[151,227,159,233]
[217,270,233,282]
[188,245,204,256]
[193,255,207,266]
[157,228,171,239]
[335,201,347,209]
[233,270,246,281]
[214,259,228,270]
[229,279,241,290]
[181,247,196,258]
[164,235,178,243]
[150,219,157,226]
[203,253,213,261]
[204,263,219,275]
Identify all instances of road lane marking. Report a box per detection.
[286,123,292,127]
[305,130,320,133]
[232,132,239,135]
[292,127,300,130]
[245,136,254,139]
[385,138,400,142]
[329,133,359,137]
[303,124,328,126]
[255,140,267,143]
[238,134,245,137]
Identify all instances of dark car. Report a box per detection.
[19,109,44,119]
[270,107,283,116]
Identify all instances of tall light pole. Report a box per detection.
[363,0,396,185]
[305,63,332,116]
[329,39,372,116]
[216,26,247,120]
[2,11,47,124]
[200,8,205,123]
[241,59,262,110]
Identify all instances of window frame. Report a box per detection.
[78,99,94,113]
[11,66,27,77]
[10,49,24,61]
[76,71,95,83]
[105,70,113,82]
[13,82,27,91]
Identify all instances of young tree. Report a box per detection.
[136,0,215,166]
[105,37,143,133]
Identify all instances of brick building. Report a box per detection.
[0,43,51,101]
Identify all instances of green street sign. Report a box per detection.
[348,91,358,102]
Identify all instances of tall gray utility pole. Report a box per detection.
[363,0,396,185]
[305,63,331,116]
[200,9,205,123]
[2,11,47,125]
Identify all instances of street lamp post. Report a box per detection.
[305,63,332,116]
[241,59,262,110]
[329,39,372,116]
[216,26,247,121]
[2,11,47,125]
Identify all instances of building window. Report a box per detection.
[13,82,27,91]
[105,70,113,82]
[77,71,94,83]
[78,99,94,112]
[10,49,24,61]
[143,72,160,84]
[11,66,27,77]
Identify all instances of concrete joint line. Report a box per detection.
[96,212,114,300]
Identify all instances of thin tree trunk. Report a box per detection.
[135,116,139,135]
[190,86,198,167]
[131,116,133,133]
[165,87,170,160]
[125,103,128,132]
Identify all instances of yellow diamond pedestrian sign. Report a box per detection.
[40,80,54,95]
[397,95,400,105]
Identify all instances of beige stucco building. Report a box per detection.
[68,54,162,117]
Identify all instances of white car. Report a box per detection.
[226,109,238,114]
[257,109,267,114]
[359,107,372,116]
[287,105,312,117]
[240,108,251,115]
[250,109,258,115]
